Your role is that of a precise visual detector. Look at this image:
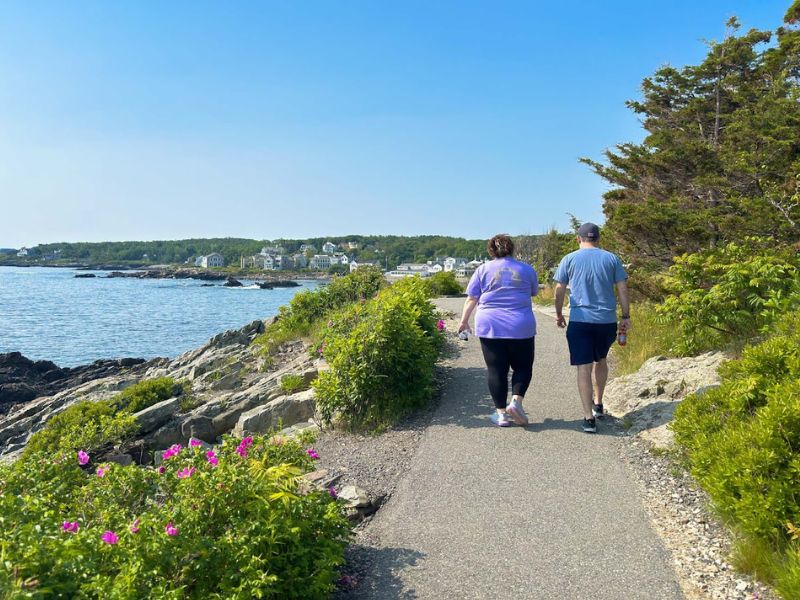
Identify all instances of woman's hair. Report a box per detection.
[487,234,514,259]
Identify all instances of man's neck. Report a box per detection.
[579,242,599,249]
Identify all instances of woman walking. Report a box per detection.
[458,234,539,426]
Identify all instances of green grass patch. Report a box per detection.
[612,302,680,375]
[279,374,307,395]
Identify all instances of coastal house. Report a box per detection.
[427,263,444,274]
[456,265,477,278]
[347,241,360,250]
[197,253,225,268]
[292,253,308,268]
[390,263,431,278]
[322,242,337,254]
[349,259,381,272]
[260,245,286,256]
[299,243,317,253]
[333,253,350,265]
[16,247,29,257]
[444,257,467,272]
[309,254,332,270]
[263,255,293,271]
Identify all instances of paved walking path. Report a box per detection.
[352,297,683,599]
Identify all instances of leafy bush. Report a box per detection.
[280,374,307,395]
[426,271,463,296]
[113,377,178,413]
[658,238,800,355]
[313,277,444,429]
[1,434,349,599]
[22,400,138,459]
[672,314,800,595]
[256,267,386,348]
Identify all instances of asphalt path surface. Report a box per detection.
[351,297,683,600]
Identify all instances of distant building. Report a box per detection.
[197,253,225,268]
[16,247,29,257]
[427,263,444,274]
[332,253,350,265]
[322,242,337,254]
[300,243,317,253]
[292,253,308,269]
[444,257,467,272]
[349,260,381,273]
[347,241,360,250]
[390,263,431,278]
[263,255,293,271]
[456,265,477,278]
[260,245,286,256]
[310,254,332,270]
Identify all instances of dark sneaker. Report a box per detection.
[592,403,604,418]
[582,418,597,433]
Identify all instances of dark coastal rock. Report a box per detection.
[0,352,148,414]
[257,281,273,289]
[270,280,301,287]
[223,277,243,287]
[74,273,96,278]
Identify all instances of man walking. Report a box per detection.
[554,223,630,433]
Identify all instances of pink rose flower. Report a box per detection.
[328,486,338,499]
[158,466,166,475]
[77,450,89,466]
[101,530,119,545]
[437,319,445,331]
[189,439,202,447]
[62,521,80,533]
[165,522,179,536]
[176,467,195,479]
[306,448,320,460]
[129,519,141,534]
[96,466,107,478]
[206,450,219,467]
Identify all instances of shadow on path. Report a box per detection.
[338,546,425,600]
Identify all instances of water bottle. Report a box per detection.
[458,330,470,341]
[618,331,627,346]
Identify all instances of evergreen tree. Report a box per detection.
[583,6,800,267]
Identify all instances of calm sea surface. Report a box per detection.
[0,267,319,367]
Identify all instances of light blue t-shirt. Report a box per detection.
[553,248,627,324]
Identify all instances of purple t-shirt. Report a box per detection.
[466,257,538,339]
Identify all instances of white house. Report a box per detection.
[322,242,337,254]
[300,243,317,253]
[428,263,444,274]
[444,257,467,272]
[467,259,485,269]
[349,259,381,273]
[347,241,360,250]
[198,253,225,268]
[310,254,332,270]
[333,254,350,265]
[16,247,29,257]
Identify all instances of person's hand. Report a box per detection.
[619,318,631,332]
[556,314,566,328]
[458,322,472,334]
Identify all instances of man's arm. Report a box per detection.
[616,279,631,331]
[554,282,568,328]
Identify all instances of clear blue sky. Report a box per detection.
[0,1,790,247]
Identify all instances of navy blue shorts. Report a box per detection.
[566,321,617,366]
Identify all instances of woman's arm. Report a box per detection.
[459,296,479,333]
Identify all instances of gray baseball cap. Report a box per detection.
[578,222,600,240]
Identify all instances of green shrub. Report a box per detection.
[0,434,350,599]
[113,377,178,413]
[313,277,444,429]
[672,314,800,596]
[255,267,386,348]
[658,238,800,355]
[426,271,463,296]
[280,374,307,395]
[23,400,138,459]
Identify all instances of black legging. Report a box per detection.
[479,337,535,409]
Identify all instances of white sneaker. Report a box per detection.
[490,411,511,427]
[507,399,529,426]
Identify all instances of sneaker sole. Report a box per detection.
[582,426,597,433]
[507,405,529,426]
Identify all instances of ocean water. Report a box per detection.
[0,267,319,367]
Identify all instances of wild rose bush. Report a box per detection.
[0,435,350,599]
